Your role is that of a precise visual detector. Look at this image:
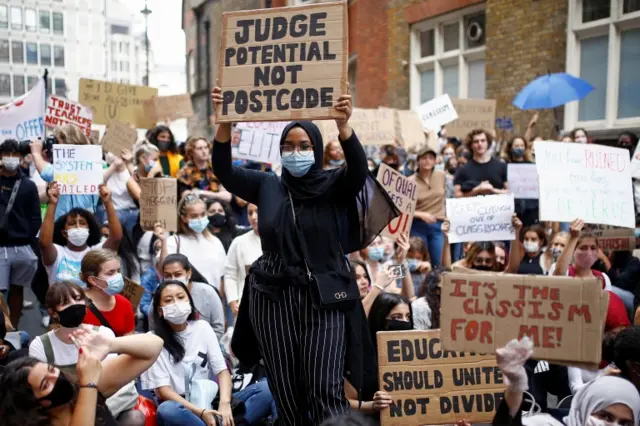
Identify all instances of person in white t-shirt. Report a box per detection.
[101,149,141,235]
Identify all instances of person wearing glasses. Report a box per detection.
[210,86,399,425]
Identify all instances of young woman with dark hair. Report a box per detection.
[507,221,548,275]
[148,125,184,178]
[412,268,446,330]
[206,199,247,252]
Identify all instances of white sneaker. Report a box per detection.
[23,300,34,309]
[41,315,50,328]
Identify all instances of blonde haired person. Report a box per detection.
[323,140,345,169]
[133,142,163,180]
[53,123,91,145]
[177,137,232,203]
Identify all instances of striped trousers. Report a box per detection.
[248,254,349,425]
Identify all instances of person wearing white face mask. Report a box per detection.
[572,128,589,144]
[508,222,549,275]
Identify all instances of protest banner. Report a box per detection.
[145,94,194,123]
[446,99,496,140]
[586,224,636,252]
[378,330,504,425]
[376,163,418,239]
[445,194,515,244]
[78,78,158,129]
[232,121,289,165]
[216,1,348,122]
[122,278,144,310]
[53,144,103,195]
[507,163,539,199]
[395,110,426,150]
[440,272,605,365]
[102,120,138,155]
[534,141,635,228]
[45,95,93,137]
[315,108,396,146]
[139,178,178,232]
[417,94,458,132]
[0,78,46,142]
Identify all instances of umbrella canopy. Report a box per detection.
[513,72,594,110]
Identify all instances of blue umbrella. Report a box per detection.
[513,72,594,110]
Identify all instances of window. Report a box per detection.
[565,0,640,131]
[0,6,8,30]
[27,76,39,90]
[111,59,117,71]
[52,12,64,35]
[0,74,10,96]
[120,42,129,53]
[54,45,64,67]
[110,24,130,35]
[40,10,50,33]
[120,61,129,72]
[54,78,66,97]
[12,41,23,64]
[40,44,51,66]
[26,43,38,65]
[187,50,196,93]
[25,8,36,32]
[0,40,8,63]
[13,75,25,97]
[410,5,486,108]
[10,6,22,31]
[111,41,117,53]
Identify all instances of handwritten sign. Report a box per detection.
[586,224,636,252]
[102,120,137,155]
[53,145,103,194]
[396,110,426,150]
[534,141,635,228]
[78,78,158,129]
[316,108,396,146]
[232,122,289,165]
[377,163,418,239]
[440,272,605,365]
[445,194,515,244]
[45,95,93,137]
[216,2,348,122]
[495,116,514,131]
[145,94,194,123]
[447,99,496,139]
[417,94,458,132]
[507,163,539,199]
[122,277,144,310]
[630,143,640,179]
[139,178,178,232]
[378,330,504,425]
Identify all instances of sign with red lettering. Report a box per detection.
[440,272,606,365]
[376,163,418,239]
[587,224,636,252]
[52,145,103,195]
[534,141,634,228]
[377,330,504,425]
[45,95,93,137]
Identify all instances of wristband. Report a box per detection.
[79,382,97,389]
[200,408,206,419]
[373,284,385,291]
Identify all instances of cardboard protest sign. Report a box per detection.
[139,178,178,232]
[417,94,458,132]
[78,78,158,129]
[441,272,605,365]
[395,110,426,150]
[445,194,515,244]
[53,145,103,195]
[0,78,46,142]
[216,2,348,122]
[45,95,93,137]
[376,164,418,239]
[586,224,636,252]
[507,163,539,199]
[535,141,635,228]
[145,94,194,123]
[90,130,101,145]
[315,108,396,146]
[378,330,504,425]
[122,278,144,310]
[446,99,496,140]
[232,121,289,164]
[495,116,514,131]
[102,120,137,155]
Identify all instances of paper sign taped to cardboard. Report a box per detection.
[534,141,635,228]
[232,122,288,165]
[417,94,458,132]
[377,163,418,239]
[446,99,497,139]
[78,78,158,129]
[122,278,144,310]
[53,144,103,195]
[216,1,348,122]
[316,108,396,146]
[378,330,504,425]
[45,95,93,137]
[145,94,194,122]
[440,272,605,365]
[445,194,515,243]
[139,178,178,232]
[586,224,636,252]
[507,163,539,199]
[102,120,137,155]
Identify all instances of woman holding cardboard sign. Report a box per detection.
[211,85,399,425]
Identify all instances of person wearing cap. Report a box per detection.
[410,145,447,267]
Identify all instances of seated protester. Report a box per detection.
[80,249,135,337]
[359,264,396,317]
[224,203,262,318]
[116,228,142,284]
[207,199,249,253]
[543,231,570,274]
[359,235,392,277]
[0,329,163,426]
[177,137,229,201]
[148,125,184,178]
[604,326,640,392]
[100,149,140,235]
[494,241,507,272]
[412,269,445,330]
[351,260,373,300]
[0,302,28,366]
[28,281,144,425]
[139,232,164,330]
[507,220,548,275]
[406,237,431,295]
[40,182,122,287]
[133,141,163,181]
[452,241,498,271]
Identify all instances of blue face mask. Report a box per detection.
[329,159,345,167]
[103,273,124,296]
[368,246,385,262]
[144,161,157,172]
[281,152,315,177]
[188,217,209,234]
[511,148,525,158]
[407,258,420,272]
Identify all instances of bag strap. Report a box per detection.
[40,333,56,364]
[88,302,114,331]
[176,235,181,254]
[0,179,21,230]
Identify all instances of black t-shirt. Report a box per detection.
[453,157,508,193]
[517,253,544,275]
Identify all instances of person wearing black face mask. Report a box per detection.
[206,199,248,252]
[618,131,639,159]
[462,241,496,272]
[503,136,539,228]
[148,125,184,178]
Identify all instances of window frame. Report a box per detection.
[40,43,52,66]
[26,42,38,65]
[10,6,22,31]
[54,78,66,97]
[409,3,486,110]
[12,41,24,64]
[54,45,64,67]
[39,10,50,33]
[52,11,64,35]
[0,73,11,97]
[0,39,9,63]
[13,74,25,97]
[565,0,640,134]
[0,5,8,30]
[25,8,37,32]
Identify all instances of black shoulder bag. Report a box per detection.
[0,179,21,231]
[288,191,359,311]
[88,302,114,332]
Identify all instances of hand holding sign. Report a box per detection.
[47,181,60,205]
[333,84,352,132]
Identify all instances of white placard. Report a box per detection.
[231,122,289,165]
[0,79,46,142]
[507,163,539,199]
[630,143,640,179]
[446,194,515,243]
[53,144,103,194]
[376,163,418,239]
[534,141,634,228]
[417,94,459,132]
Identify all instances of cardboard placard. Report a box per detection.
[45,95,93,137]
[376,163,418,239]
[78,78,158,129]
[53,144,103,194]
[440,272,605,365]
[417,94,459,132]
[139,178,178,232]
[445,194,515,244]
[122,277,144,310]
[232,121,289,164]
[102,120,138,155]
[378,330,504,425]
[395,110,426,150]
[534,141,635,228]
[446,99,497,140]
[145,94,194,122]
[495,116,514,131]
[216,1,348,122]
[90,129,101,145]
[316,108,396,146]
[507,163,539,199]
[586,224,636,252]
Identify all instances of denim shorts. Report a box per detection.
[0,245,38,291]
